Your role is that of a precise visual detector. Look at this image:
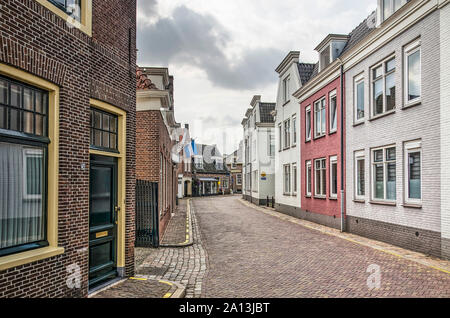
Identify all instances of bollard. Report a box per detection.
[266,196,269,207]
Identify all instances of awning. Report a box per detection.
[198,177,219,182]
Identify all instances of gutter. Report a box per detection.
[339,61,345,233]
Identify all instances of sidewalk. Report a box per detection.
[239,198,450,275]
[160,198,193,247]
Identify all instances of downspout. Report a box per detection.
[339,62,345,232]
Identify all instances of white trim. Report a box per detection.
[306,160,312,196]
[329,156,338,198]
[292,114,297,146]
[354,150,366,200]
[314,97,326,138]
[371,145,397,202]
[305,106,311,142]
[403,38,422,107]
[292,163,297,195]
[404,140,422,205]
[314,158,327,197]
[370,54,396,118]
[22,148,44,200]
[329,90,338,133]
[354,73,365,124]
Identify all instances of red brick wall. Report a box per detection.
[0,0,136,298]
[300,76,345,219]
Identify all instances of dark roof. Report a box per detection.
[297,63,316,85]
[192,144,229,174]
[301,12,376,86]
[259,103,276,123]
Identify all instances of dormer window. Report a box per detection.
[194,156,203,169]
[320,46,331,71]
[381,0,407,22]
[216,159,223,170]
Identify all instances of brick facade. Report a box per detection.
[0,0,136,297]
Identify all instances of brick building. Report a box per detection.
[0,0,137,297]
[224,142,243,194]
[136,67,180,239]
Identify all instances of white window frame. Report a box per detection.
[381,0,407,22]
[329,90,337,133]
[306,160,312,196]
[329,156,338,199]
[354,74,365,123]
[252,170,259,192]
[370,55,396,118]
[371,145,397,202]
[354,150,366,200]
[283,76,291,103]
[305,105,311,142]
[292,163,297,196]
[283,164,291,195]
[403,39,422,107]
[314,158,326,197]
[236,173,242,186]
[278,123,282,151]
[314,98,326,138]
[194,156,203,169]
[319,45,331,71]
[283,119,290,149]
[292,115,297,146]
[404,140,422,205]
[22,148,44,200]
[268,131,275,157]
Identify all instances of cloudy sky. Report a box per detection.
[137,0,377,155]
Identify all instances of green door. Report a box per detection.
[89,155,118,288]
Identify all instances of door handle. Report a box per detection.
[114,206,121,224]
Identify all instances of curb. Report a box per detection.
[238,198,450,275]
[159,279,186,298]
[160,199,194,248]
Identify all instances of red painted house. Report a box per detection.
[294,30,368,230]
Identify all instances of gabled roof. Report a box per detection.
[259,103,276,124]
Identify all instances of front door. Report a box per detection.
[89,155,118,288]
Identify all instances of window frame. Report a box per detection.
[381,0,407,22]
[292,163,297,196]
[90,107,119,153]
[329,90,337,133]
[283,164,291,195]
[292,115,297,146]
[371,145,397,202]
[22,147,45,200]
[370,55,396,118]
[283,76,291,103]
[314,158,326,197]
[354,150,366,201]
[305,105,311,142]
[283,119,290,150]
[329,156,338,199]
[314,97,326,138]
[278,123,282,151]
[354,74,365,124]
[236,173,242,186]
[404,140,422,205]
[306,160,312,197]
[403,39,422,108]
[268,131,275,157]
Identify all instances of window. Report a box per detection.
[231,157,237,169]
[0,76,50,257]
[306,161,312,196]
[314,158,326,197]
[283,76,291,103]
[283,164,291,195]
[90,108,118,151]
[222,178,229,189]
[329,91,337,133]
[292,116,297,146]
[330,156,338,198]
[372,57,396,117]
[314,98,326,137]
[404,40,421,106]
[320,45,331,71]
[354,75,365,122]
[278,124,282,151]
[283,119,290,149]
[382,0,405,21]
[194,156,203,169]
[252,140,256,161]
[372,146,396,201]
[404,140,422,204]
[215,159,223,170]
[48,0,81,21]
[354,151,366,200]
[268,132,275,156]
[292,163,297,195]
[236,173,242,185]
[305,106,311,141]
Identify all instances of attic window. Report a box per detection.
[320,46,331,71]
[382,0,406,22]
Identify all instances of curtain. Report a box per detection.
[0,142,45,250]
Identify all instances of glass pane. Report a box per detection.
[373,66,382,79]
[383,0,391,20]
[24,112,34,134]
[110,134,117,150]
[102,114,110,131]
[315,109,320,135]
[0,143,45,249]
[306,111,311,139]
[321,169,326,195]
[90,166,112,226]
[307,167,311,193]
[374,149,383,162]
[23,89,33,111]
[321,107,326,134]
[356,82,364,120]
[374,164,384,199]
[357,159,365,196]
[42,94,47,115]
[102,131,110,148]
[321,159,326,169]
[408,50,421,101]
[9,108,19,131]
[386,58,396,72]
[35,91,43,113]
[409,152,421,199]
[332,162,337,194]
[110,116,117,133]
[94,129,101,147]
[386,147,396,160]
[10,84,21,107]
[0,106,4,129]
[0,80,7,104]
[93,111,101,129]
[394,0,402,11]
[315,169,321,194]
[35,115,43,136]
[385,73,395,111]
[373,79,383,115]
[387,162,396,200]
[330,97,337,130]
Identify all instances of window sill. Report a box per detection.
[292,194,297,197]
[329,130,337,136]
[314,195,327,200]
[402,100,421,110]
[369,200,396,206]
[0,246,65,271]
[283,193,291,196]
[291,144,297,148]
[305,139,311,143]
[313,134,325,141]
[329,196,338,200]
[305,195,312,198]
[353,121,364,127]
[369,110,396,122]
[402,202,422,209]
[353,199,366,203]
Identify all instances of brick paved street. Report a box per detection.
[194,195,450,298]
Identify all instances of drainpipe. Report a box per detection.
[339,63,345,233]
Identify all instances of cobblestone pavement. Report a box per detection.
[160,199,190,246]
[91,278,173,298]
[195,195,450,298]
[136,200,207,298]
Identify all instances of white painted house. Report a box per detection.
[242,96,276,205]
[273,51,315,215]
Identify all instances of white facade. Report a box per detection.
[274,52,302,209]
[242,96,275,204]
